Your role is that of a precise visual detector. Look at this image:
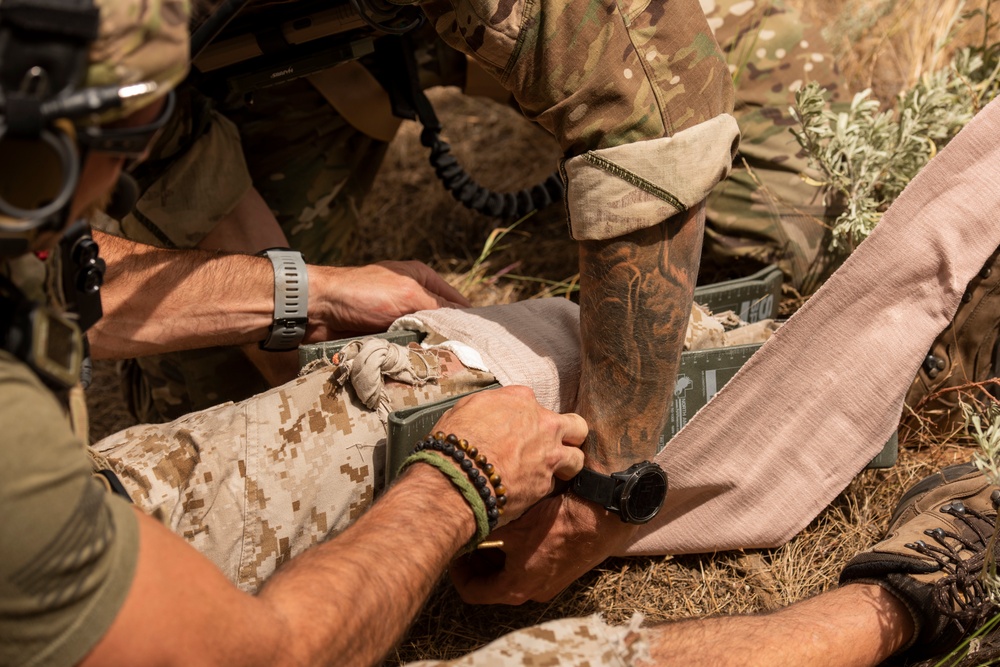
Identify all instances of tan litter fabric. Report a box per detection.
[629,96,1000,554]
[395,98,1000,555]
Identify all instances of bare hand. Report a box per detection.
[449,492,636,604]
[308,261,471,341]
[432,386,588,524]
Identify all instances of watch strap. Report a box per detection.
[259,248,308,351]
[571,467,619,510]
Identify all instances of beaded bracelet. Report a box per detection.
[414,432,508,532]
[398,450,490,549]
[442,433,509,520]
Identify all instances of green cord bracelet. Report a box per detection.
[398,450,491,551]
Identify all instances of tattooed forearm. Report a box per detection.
[576,203,705,471]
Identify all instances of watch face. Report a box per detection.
[620,465,667,524]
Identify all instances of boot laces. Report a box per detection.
[906,498,1000,630]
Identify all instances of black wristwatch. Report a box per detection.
[570,461,667,524]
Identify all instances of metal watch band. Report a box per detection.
[259,248,308,351]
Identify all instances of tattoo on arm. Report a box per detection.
[575,204,705,471]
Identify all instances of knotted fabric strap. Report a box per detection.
[332,338,440,424]
[626,95,1000,554]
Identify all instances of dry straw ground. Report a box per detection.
[84,0,1000,663]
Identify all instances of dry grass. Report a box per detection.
[388,448,979,664]
[83,0,1000,664]
[812,0,999,100]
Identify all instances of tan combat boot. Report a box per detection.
[904,247,1000,434]
[840,463,1000,662]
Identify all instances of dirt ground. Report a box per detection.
[84,0,999,663]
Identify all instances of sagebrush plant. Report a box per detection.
[791,3,1000,253]
[969,402,1000,492]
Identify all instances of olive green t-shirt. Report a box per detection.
[0,350,139,666]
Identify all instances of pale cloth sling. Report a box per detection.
[630,94,1000,554]
[392,96,1000,554]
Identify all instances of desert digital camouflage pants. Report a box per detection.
[91,348,495,592]
[403,613,651,666]
[92,344,659,665]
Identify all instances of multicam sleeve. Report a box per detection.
[420,0,738,239]
[420,0,736,469]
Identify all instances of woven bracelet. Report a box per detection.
[416,433,507,530]
[398,450,491,550]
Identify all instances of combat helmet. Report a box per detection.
[0,0,190,256]
[0,0,190,387]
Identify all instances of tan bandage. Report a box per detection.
[561,114,740,241]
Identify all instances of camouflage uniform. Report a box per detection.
[403,613,651,666]
[106,0,845,424]
[0,0,189,662]
[702,0,844,294]
[93,22,473,419]
[92,347,496,591]
[100,0,735,423]
[107,22,467,258]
